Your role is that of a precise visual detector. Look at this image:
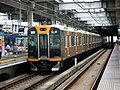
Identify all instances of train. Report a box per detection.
[27,25,106,71]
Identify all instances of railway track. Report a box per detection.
[55,49,112,90]
[0,72,55,90]
[0,49,112,90]
[26,49,109,90]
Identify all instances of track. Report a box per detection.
[55,49,112,90]
[0,49,112,90]
[0,72,55,90]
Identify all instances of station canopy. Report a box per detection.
[56,0,110,26]
[0,0,118,36]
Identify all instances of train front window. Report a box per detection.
[49,27,61,58]
[39,34,48,57]
[50,28,60,49]
[39,35,48,49]
[28,37,36,47]
[28,27,38,58]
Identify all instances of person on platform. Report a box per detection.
[0,39,3,59]
[13,43,18,54]
[5,44,11,55]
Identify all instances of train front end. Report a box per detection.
[28,26,61,71]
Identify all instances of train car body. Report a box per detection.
[27,25,104,71]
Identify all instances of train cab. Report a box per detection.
[28,26,61,71]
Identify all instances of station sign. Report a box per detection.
[0,31,4,35]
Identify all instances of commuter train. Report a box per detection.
[27,25,105,71]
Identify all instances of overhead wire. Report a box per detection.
[46,0,78,22]
[73,0,104,26]
[73,0,100,24]
[45,0,86,28]
[21,0,92,28]
[28,0,74,25]
[81,0,104,25]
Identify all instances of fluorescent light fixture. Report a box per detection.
[0,13,7,15]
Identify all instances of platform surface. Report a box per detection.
[97,44,120,90]
[0,53,27,69]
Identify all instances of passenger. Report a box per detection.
[5,44,11,55]
[116,40,118,45]
[0,39,3,59]
[13,43,18,54]
[20,40,23,46]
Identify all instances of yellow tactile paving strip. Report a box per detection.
[0,56,27,63]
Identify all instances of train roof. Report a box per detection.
[38,25,100,36]
[50,24,75,32]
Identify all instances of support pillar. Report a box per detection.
[115,0,120,27]
[111,35,113,43]
[28,10,33,28]
[51,18,56,24]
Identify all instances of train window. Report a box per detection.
[28,35,38,58]
[87,35,89,44]
[79,37,81,45]
[51,30,58,34]
[28,27,38,58]
[39,35,48,49]
[50,34,60,49]
[86,35,87,44]
[50,28,60,34]
[84,35,86,44]
[71,36,74,46]
[50,28,60,49]
[65,36,67,48]
[70,36,71,47]
[28,37,36,47]
[30,31,36,34]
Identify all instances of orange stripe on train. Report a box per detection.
[50,58,62,61]
[27,58,38,62]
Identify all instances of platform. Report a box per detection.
[0,53,27,69]
[97,44,120,90]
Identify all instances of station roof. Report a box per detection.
[0,0,118,36]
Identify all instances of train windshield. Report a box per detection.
[50,28,60,49]
[39,35,48,49]
[49,27,61,58]
[39,34,48,57]
[28,27,38,58]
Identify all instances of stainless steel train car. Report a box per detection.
[27,25,104,71]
